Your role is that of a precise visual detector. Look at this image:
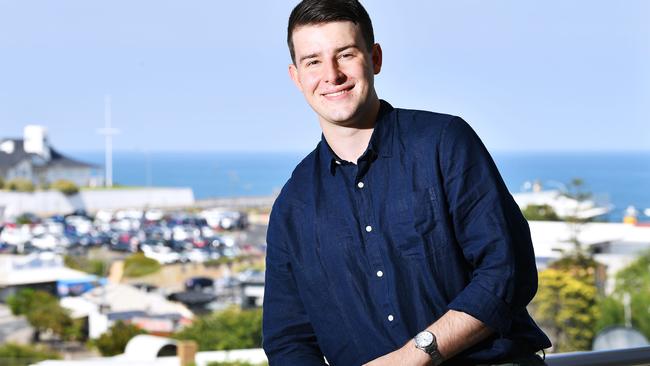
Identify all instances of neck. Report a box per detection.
[321,98,381,164]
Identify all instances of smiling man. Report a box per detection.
[262,1,551,365]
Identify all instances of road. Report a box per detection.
[0,304,32,344]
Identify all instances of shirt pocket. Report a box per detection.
[388,186,447,259]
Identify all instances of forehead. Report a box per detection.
[291,21,364,56]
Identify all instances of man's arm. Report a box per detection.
[368,116,538,365]
[364,310,492,365]
[440,116,539,335]
[262,203,328,366]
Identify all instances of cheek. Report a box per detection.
[301,75,320,93]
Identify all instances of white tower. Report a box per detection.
[23,125,51,161]
[97,95,120,187]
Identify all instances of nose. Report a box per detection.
[323,59,345,85]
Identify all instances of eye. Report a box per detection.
[305,59,320,67]
[339,53,354,59]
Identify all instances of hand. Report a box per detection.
[363,342,431,366]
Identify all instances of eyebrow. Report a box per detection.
[298,44,359,64]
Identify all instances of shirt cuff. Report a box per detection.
[447,280,513,335]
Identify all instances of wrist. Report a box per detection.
[402,340,433,366]
[413,330,445,366]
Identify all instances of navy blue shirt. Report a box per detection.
[263,101,551,366]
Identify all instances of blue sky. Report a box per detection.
[0,1,648,153]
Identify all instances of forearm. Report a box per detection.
[387,310,493,366]
[425,309,493,360]
[365,309,493,365]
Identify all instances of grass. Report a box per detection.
[123,253,161,278]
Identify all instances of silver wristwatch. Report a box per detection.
[414,330,444,366]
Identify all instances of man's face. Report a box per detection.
[289,21,382,128]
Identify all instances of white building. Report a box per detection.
[0,252,101,302]
[0,125,102,187]
[61,283,194,339]
[528,221,650,293]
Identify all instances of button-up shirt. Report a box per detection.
[263,101,551,366]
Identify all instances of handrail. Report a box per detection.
[546,346,650,366]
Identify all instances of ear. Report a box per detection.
[371,43,383,75]
[288,63,303,92]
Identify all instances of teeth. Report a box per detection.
[325,90,347,97]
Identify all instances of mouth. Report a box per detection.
[322,85,354,98]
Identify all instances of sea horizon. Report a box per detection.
[67,150,650,223]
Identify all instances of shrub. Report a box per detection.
[51,179,79,195]
[15,213,39,225]
[123,252,161,277]
[6,178,35,192]
[522,204,560,221]
[204,256,236,267]
[0,176,4,189]
[0,343,61,366]
[92,321,146,356]
[174,306,262,351]
[64,255,108,276]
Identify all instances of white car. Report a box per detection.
[0,224,32,246]
[141,244,180,264]
[31,233,70,250]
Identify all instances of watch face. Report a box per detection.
[415,331,434,348]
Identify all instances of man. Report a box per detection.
[263,1,551,365]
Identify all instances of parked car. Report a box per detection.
[184,276,214,291]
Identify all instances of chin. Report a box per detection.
[325,111,357,125]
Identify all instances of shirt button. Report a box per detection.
[387,314,394,322]
[365,225,372,232]
[376,270,384,278]
[357,181,365,189]
[335,160,341,165]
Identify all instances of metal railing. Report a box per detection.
[546,346,650,366]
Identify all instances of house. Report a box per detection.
[0,125,102,187]
[0,252,103,302]
[60,283,194,339]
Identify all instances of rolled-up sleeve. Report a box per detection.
[262,202,327,366]
[440,117,539,335]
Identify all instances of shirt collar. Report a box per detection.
[319,100,395,175]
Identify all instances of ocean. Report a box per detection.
[72,151,650,223]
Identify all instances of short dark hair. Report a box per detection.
[287,0,375,64]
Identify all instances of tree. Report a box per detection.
[174,306,263,351]
[550,253,599,285]
[92,321,146,356]
[596,250,650,340]
[7,288,40,316]
[522,204,560,221]
[6,289,82,341]
[26,301,82,341]
[560,178,594,255]
[531,268,599,352]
